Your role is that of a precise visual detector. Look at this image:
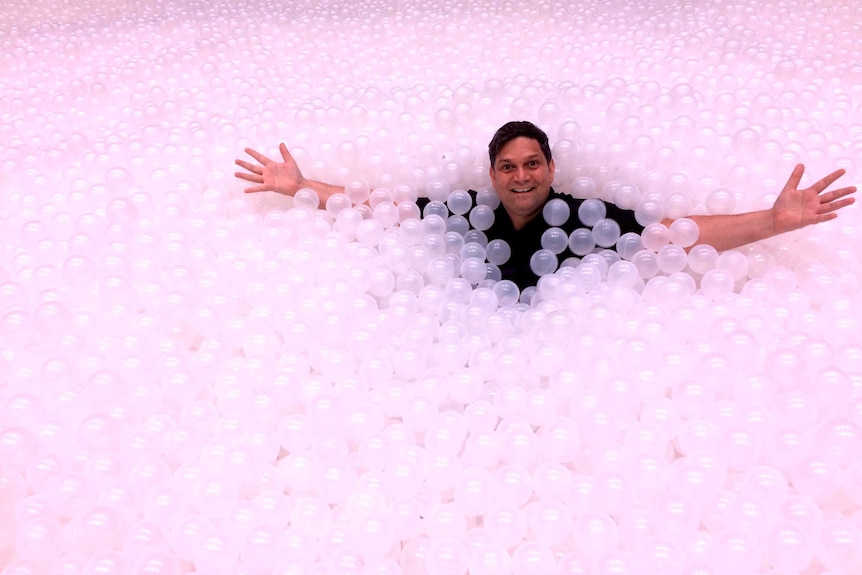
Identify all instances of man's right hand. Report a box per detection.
[235,143,305,196]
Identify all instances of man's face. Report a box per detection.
[489,136,556,230]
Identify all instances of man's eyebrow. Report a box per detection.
[497,154,543,164]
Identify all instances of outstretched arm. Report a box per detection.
[668,164,856,252]
[234,143,344,203]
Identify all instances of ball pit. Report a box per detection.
[1,0,862,574]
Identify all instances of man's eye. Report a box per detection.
[528,161,538,167]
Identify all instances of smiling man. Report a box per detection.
[488,125,556,230]
[235,121,856,290]
[481,121,643,288]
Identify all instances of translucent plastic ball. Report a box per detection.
[668,218,699,247]
[325,193,352,218]
[635,199,664,226]
[616,232,644,260]
[716,251,750,281]
[393,183,419,204]
[706,188,737,215]
[356,219,384,245]
[530,250,558,277]
[468,543,512,575]
[492,280,520,307]
[687,244,718,274]
[373,202,399,230]
[458,242,485,262]
[345,181,371,205]
[483,504,528,549]
[460,258,488,285]
[577,199,606,227]
[294,189,321,211]
[607,260,642,290]
[568,229,596,257]
[641,223,670,251]
[334,208,363,237]
[443,232,465,256]
[447,215,470,236]
[447,190,473,216]
[369,187,394,208]
[485,239,511,266]
[656,245,688,275]
[700,269,735,297]
[426,180,451,202]
[541,228,569,255]
[476,188,501,210]
[398,201,421,222]
[572,177,597,199]
[592,219,621,248]
[423,214,448,237]
[424,201,450,220]
[631,250,659,279]
[543,198,571,227]
[463,230,488,247]
[468,205,494,231]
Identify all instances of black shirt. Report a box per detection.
[417,188,644,290]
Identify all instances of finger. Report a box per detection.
[234,172,263,184]
[235,159,263,175]
[279,142,293,162]
[818,196,855,215]
[244,147,271,165]
[243,185,268,194]
[782,163,805,192]
[810,168,847,193]
[818,186,857,204]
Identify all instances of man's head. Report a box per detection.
[488,121,556,230]
[488,121,553,167]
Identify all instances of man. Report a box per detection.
[235,121,856,289]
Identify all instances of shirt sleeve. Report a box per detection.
[604,202,644,235]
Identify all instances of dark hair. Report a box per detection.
[488,121,553,168]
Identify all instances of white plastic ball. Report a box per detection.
[631,250,659,279]
[615,233,643,260]
[530,250,558,277]
[293,188,321,211]
[460,258,487,285]
[656,245,688,275]
[423,201,450,220]
[447,190,473,216]
[700,269,735,298]
[572,177,597,199]
[543,198,571,227]
[345,181,371,205]
[705,188,737,215]
[468,205,495,231]
[577,199,606,227]
[687,244,718,274]
[567,229,595,257]
[325,193,352,217]
[592,218,621,248]
[641,223,670,251]
[716,251,750,281]
[540,228,568,255]
[485,240,511,266]
[476,188,501,209]
[447,215,470,236]
[426,180,451,202]
[668,218,699,247]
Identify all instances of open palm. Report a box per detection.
[234,143,305,196]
